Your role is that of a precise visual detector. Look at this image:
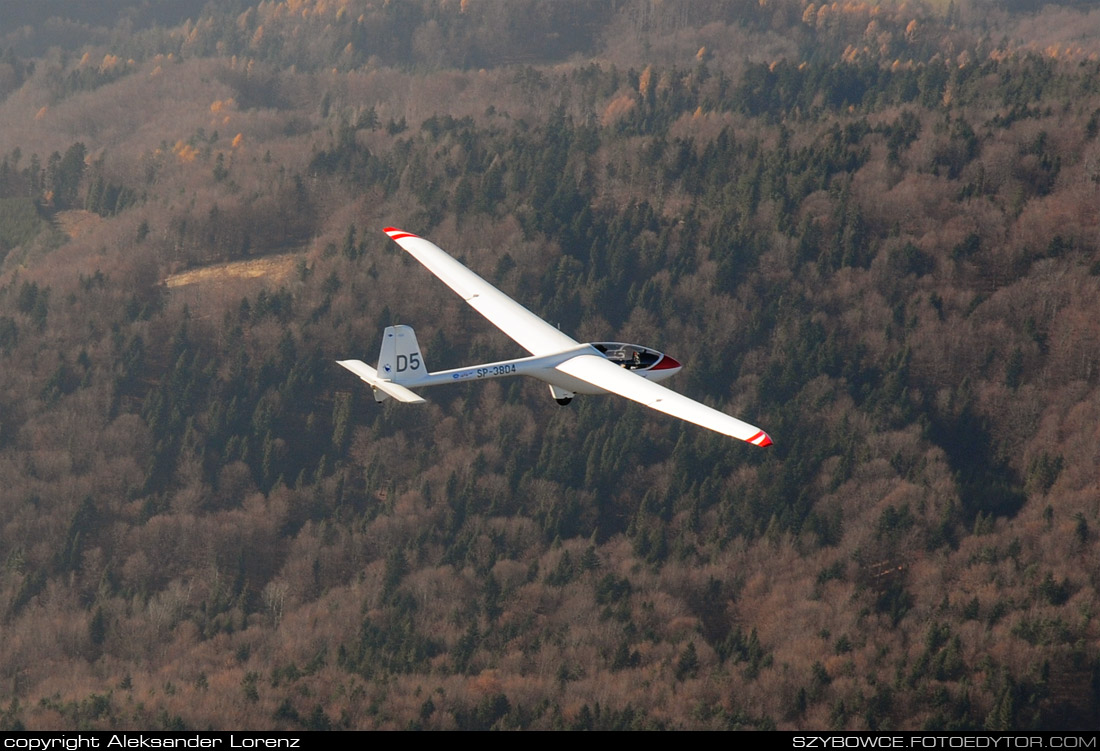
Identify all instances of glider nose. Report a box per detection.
[652,354,681,371]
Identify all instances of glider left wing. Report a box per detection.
[383,228,579,357]
[556,354,772,445]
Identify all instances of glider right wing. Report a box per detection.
[555,354,773,445]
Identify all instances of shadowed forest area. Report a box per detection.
[1,0,1099,730]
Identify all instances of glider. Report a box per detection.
[336,228,772,447]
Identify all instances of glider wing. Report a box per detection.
[383,228,579,357]
[555,354,772,445]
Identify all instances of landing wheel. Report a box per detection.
[555,397,573,406]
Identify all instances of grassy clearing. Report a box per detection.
[164,252,301,289]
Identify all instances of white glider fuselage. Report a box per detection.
[399,342,682,396]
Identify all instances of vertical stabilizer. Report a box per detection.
[377,325,427,384]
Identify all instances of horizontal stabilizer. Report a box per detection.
[336,360,426,403]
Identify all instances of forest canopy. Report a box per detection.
[0,0,1098,731]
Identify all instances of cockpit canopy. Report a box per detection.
[591,342,663,370]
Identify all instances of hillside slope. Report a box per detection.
[0,0,1098,730]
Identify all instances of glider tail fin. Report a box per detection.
[378,324,427,384]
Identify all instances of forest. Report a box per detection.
[0,0,1099,731]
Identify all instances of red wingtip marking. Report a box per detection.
[651,355,681,371]
[383,227,417,240]
[747,430,773,447]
